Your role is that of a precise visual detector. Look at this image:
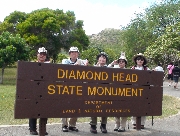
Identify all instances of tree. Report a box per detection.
[145,0,180,36]
[0,11,27,34]
[80,47,99,65]
[121,15,154,66]
[144,22,180,69]
[121,0,180,66]
[15,8,89,61]
[0,31,30,84]
[0,8,89,62]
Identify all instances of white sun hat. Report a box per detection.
[69,47,79,53]
[38,47,47,53]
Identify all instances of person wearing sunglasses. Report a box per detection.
[131,53,150,129]
[108,53,128,132]
[108,54,127,69]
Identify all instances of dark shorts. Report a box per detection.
[173,77,179,83]
[167,74,173,80]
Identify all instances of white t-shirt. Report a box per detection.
[154,66,164,72]
[131,66,150,70]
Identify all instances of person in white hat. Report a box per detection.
[61,47,88,65]
[108,52,128,132]
[29,47,48,135]
[108,52,127,68]
[131,53,150,129]
[61,46,88,132]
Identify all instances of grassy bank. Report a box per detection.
[0,68,180,125]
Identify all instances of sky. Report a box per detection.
[0,0,159,35]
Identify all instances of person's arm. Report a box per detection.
[108,60,118,67]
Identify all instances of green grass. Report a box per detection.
[0,68,180,125]
[2,68,17,85]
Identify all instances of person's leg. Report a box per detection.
[29,118,38,135]
[118,117,127,132]
[176,77,179,88]
[131,116,136,126]
[90,117,97,133]
[100,117,107,133]
[61,118,68,132]
[121,117,127,128]
[69,118,78,131]
[167,74,171,86]
[114,117,120,131]
[140,116,146,129]
[174,77,179,88]
[170,74,174,86]
[131,116,146,129]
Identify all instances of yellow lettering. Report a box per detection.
[119,73,124,81]
[139,88,143,96]
[77,70,85,79]
[86,71,93,79]
[102,72,108,80]
[126,88,131,96]
[62,86,69,94]
[48,85,55,94]
[112,73,118,81]
[57,69,65,78]
[126,74,131,82]
[69,70,76,79]
[132,74,138,82]
[77,86,82,95]
[97,87,104,95]
[88,87,96,95]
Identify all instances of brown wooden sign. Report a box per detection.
[14,61,163,119]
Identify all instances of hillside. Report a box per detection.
[88,28,123,47]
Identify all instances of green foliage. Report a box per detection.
[0,31,30,68]
[16,8,89,61]
[144,22,180,68]
[80,48,99,65]
[145,0,180,36]
[56,53,68,63]
[0,11,27,34]
[0,8,89,62]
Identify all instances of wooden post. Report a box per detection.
[136,116,141,130]
[39,118,47,136]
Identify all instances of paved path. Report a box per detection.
[0,81,180,136]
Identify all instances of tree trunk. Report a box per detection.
[0,66,5,84]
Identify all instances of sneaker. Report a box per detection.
[114,127,119,131]
[30,130,38,135]
[69,126,78,132]
[100,124,107,133]
[133,124,136,129]
[62,125,68,132]
[118,127,125,132]
[141,125,145,129]
[90,125,97,134]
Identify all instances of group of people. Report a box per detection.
[167,62,180,89]
[28,46,165,135]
